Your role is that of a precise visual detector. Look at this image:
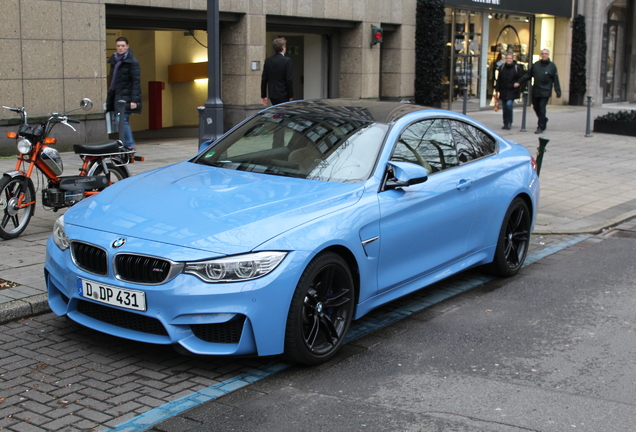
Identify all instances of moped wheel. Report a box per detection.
[0,175,36,240]
[88,162,129,184]
[284,251,354,365]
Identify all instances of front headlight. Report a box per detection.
[184,251,287,283]
[52,215,70,251]
[17,138,32,154]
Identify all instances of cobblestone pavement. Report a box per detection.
[0,232,589,432]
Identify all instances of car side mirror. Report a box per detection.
[384,161,428,190]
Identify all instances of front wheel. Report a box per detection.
[0,175,36,240]
[487,197,531,277]
[284,252,355,365]
[88,161,129,184]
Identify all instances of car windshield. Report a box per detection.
[195,109,389,183]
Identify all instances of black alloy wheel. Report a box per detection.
[488,197,531,277]
[285,252,354,365]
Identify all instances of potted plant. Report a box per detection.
[569,14,587,106]
[594,110,636,136]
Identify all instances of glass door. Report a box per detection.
[602,5,627,103]
[604,20,626,102]
[448,9,482,112]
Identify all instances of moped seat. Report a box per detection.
[74,140,122,155]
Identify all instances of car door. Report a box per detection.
[447,119,500,254]
[376,118,477,293]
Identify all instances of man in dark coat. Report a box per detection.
[515,49,561,134]
[107,37,141,149]
[495,53,525,130]
[261,37,293,106]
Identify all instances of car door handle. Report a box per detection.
[456,179,473,191]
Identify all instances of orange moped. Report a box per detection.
[1,98,140,239]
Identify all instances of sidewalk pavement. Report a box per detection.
[2,102,636,325]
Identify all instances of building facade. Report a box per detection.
[1,0,631,153]
[579,0,635,105]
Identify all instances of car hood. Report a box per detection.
[65,161,364,255]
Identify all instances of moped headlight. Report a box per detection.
[52,215,71,251]
[17,138,32,154]
[184,251,287,283]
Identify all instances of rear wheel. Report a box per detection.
[284,252,354,365]
[88,161,128,184]
[0,175,36,240]
[488,197,531,277]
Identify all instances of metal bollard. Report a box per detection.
[520,91,528,132]
[462,87,468,115]
[585,95,593,137]
[536,136,549,176]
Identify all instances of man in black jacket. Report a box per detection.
[261,37,293,106]
[107,37,141,149]
[515,49,561,134]
[495,53,525,130]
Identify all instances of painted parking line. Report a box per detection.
[106,234,592,432]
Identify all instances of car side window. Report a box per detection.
[448,120,496,164]
[392,119,458,174]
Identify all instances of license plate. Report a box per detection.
[78,278,147,312]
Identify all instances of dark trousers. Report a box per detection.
[531,96,549,130]
[501,99,514,126]
[270,98,288,106]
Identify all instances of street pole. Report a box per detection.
[462,86,468,115]
[585,95,593,137]
[199,0,224,147]
[520,91,528,132]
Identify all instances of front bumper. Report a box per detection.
[45,230,306,357]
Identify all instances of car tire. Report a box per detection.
[487,197,531,277]
[284,251,354,365]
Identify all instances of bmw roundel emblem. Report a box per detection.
[112,238,126,248]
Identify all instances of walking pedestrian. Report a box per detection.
[106,36,141,149]
[495,53,525,130]
[514,49,561,134]
[261,37,293,106]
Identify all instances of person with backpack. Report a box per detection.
[495,52,525,130]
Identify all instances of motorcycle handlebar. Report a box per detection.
[3,106,24,114]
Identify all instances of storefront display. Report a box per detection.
[443,0,571,111]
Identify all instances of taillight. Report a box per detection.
[7,132,17,139]
[530,156,538,172]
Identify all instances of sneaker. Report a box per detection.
[534,128,544,134]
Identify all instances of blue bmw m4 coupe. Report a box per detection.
[45,99,539,365]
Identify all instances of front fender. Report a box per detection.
[3,170,27,178]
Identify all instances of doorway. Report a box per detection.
[447,9,483,112]
[602,5,627,103]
